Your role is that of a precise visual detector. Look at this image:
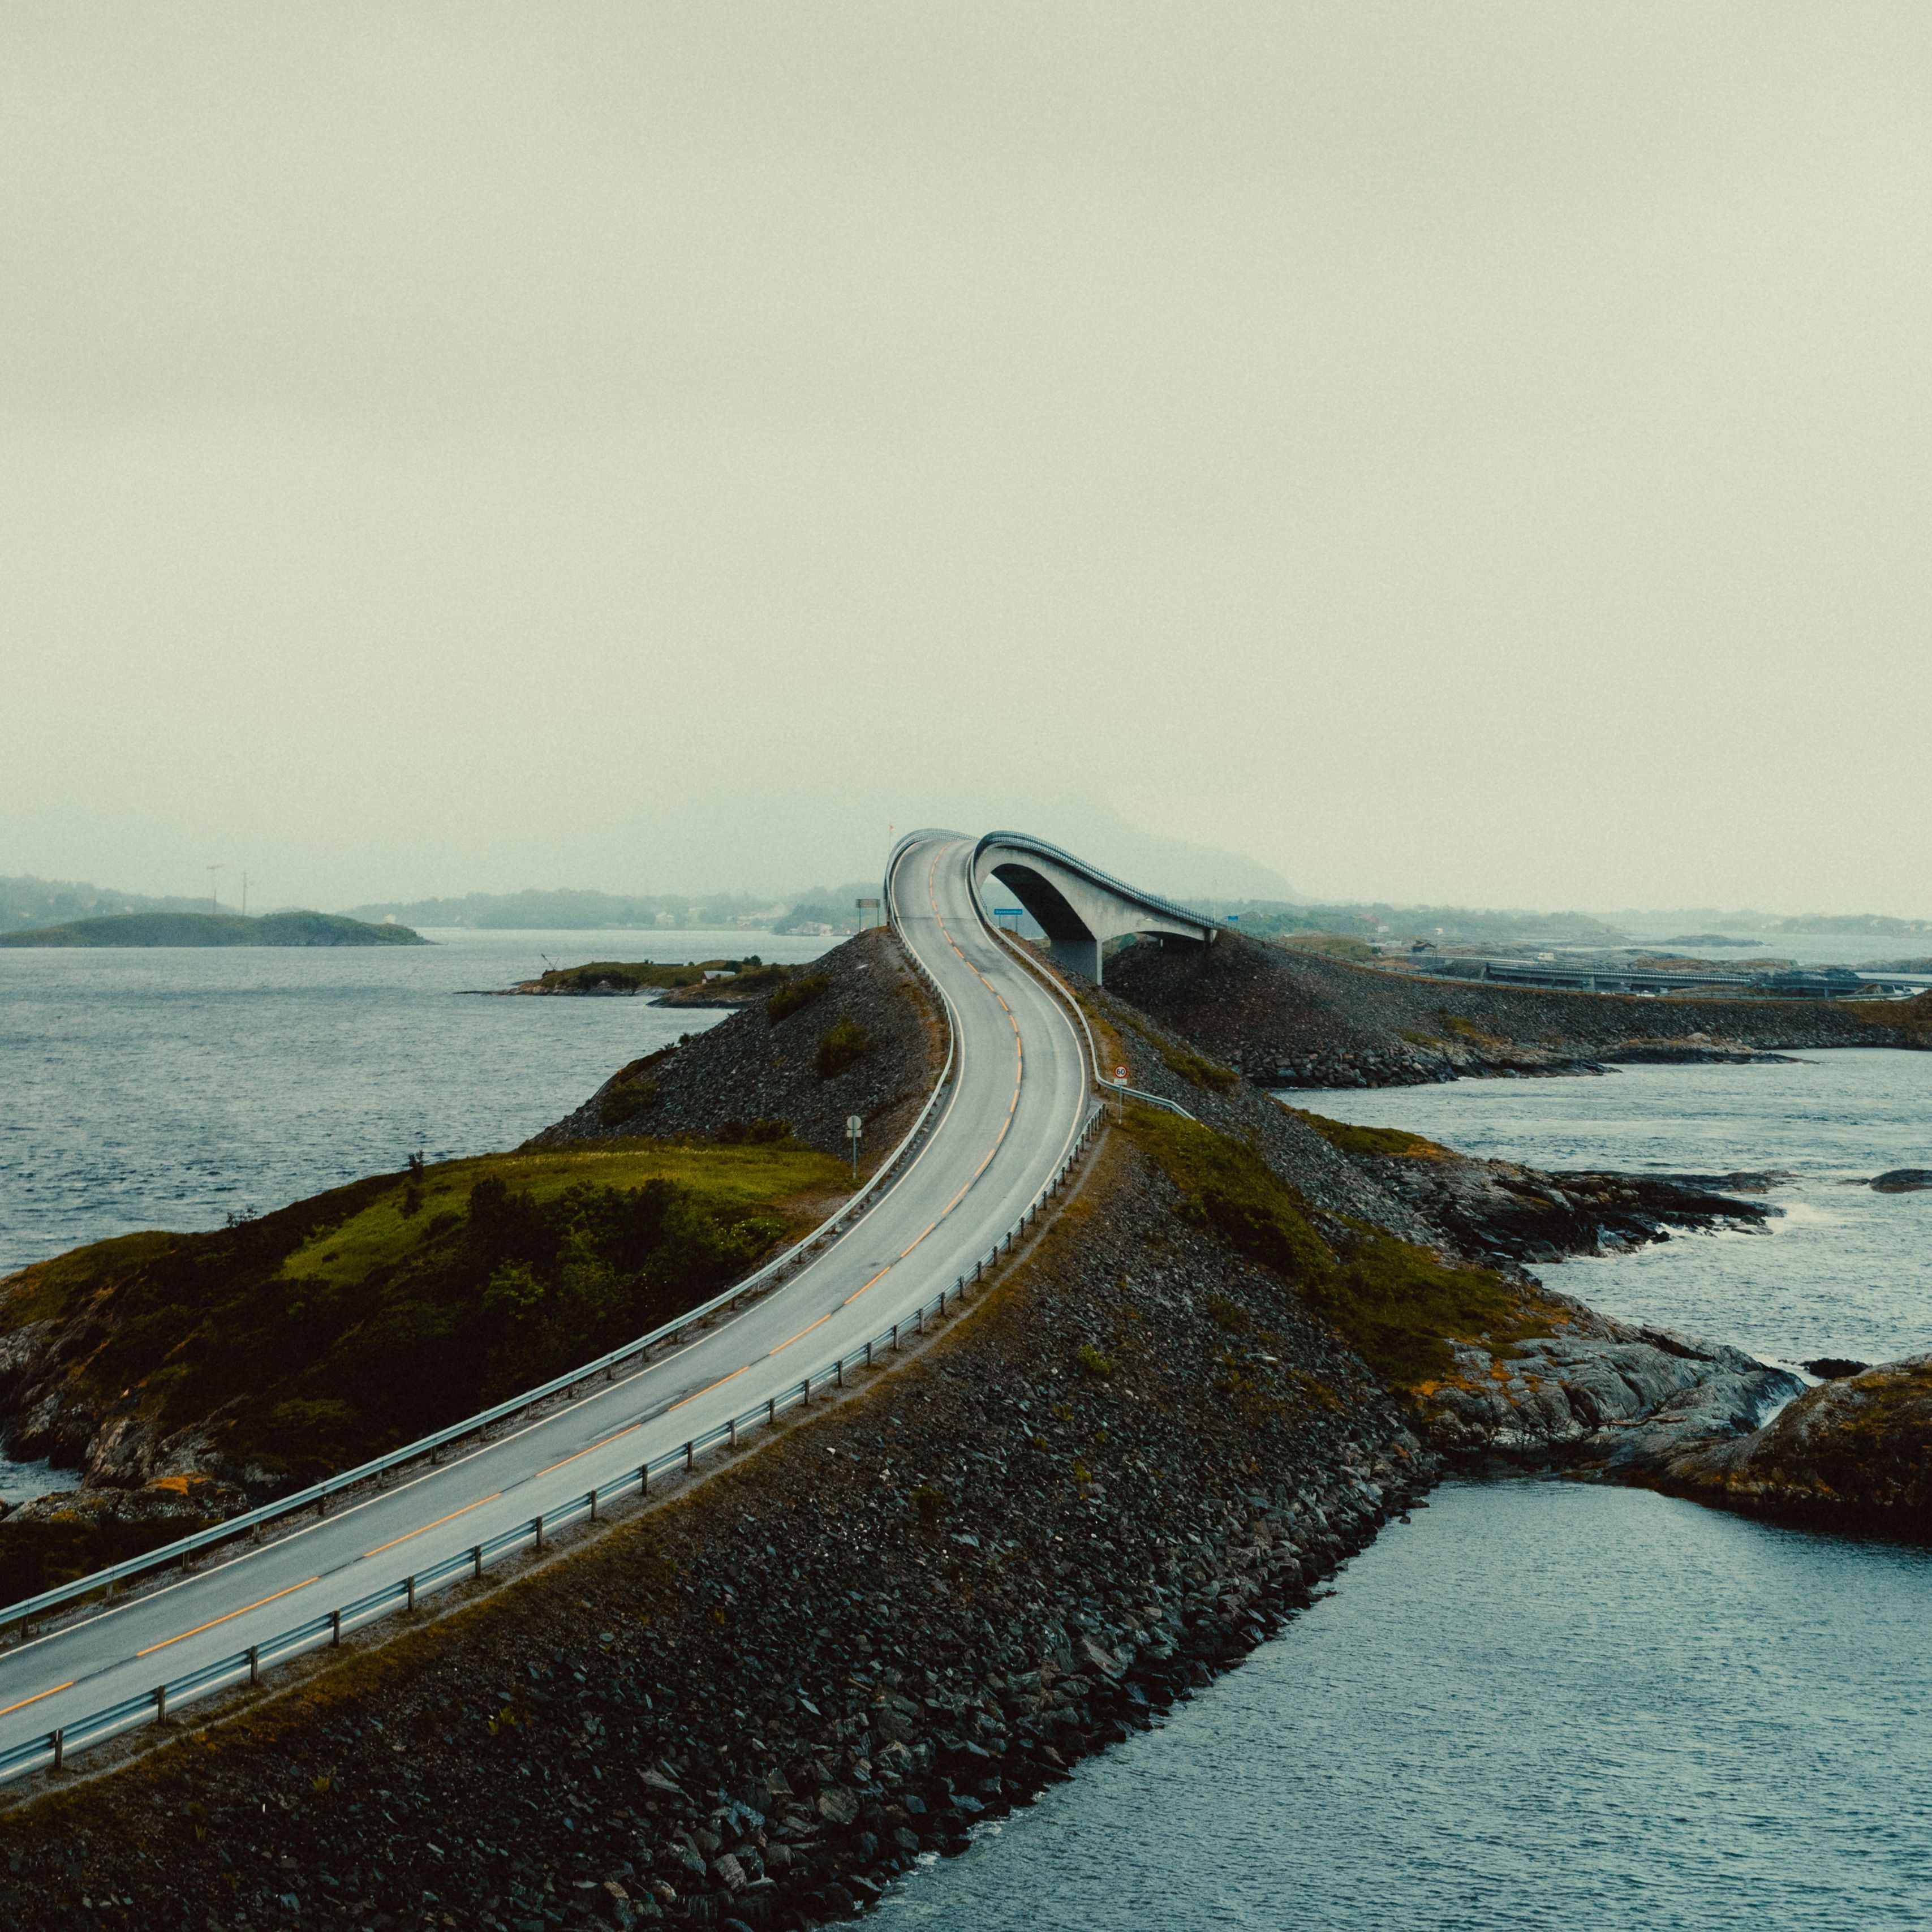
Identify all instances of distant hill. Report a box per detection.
[1771,913,1932,937]
[771,881,881,935]
[1224,900,1627,946]
[0,911,427,948]
[342,888,785,931]
[0,874,210,935]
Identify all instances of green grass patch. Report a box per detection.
[1125,1109,1538,1387]
[2,1142,844,1488]
[1285,1108,1452,1160]
[1156,1041,1238,1092]
[1281,931,1379,962]
[1845,989,1932,1036]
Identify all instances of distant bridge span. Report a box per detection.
[970,829,1219,983]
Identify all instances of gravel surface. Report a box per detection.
[531,929,944,1167]
[0,1134,1430,1930]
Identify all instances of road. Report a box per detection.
[0,832,1093,1768]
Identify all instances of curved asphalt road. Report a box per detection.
[0,834,1092,1765]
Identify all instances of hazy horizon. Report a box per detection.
[7,6,1930,918]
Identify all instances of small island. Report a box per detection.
[0,910,428,948]
[494,956,799,1006]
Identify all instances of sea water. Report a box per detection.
[5,960,1926,1922]
[893,1051,1932,1929]
[0,927,829,1278]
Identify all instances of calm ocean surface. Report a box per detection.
[3,953,1926,1924]
[0,927,828,1280]
[896,1052,1931,1930]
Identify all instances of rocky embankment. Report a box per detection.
[1102,931,1927,1088]
[1642,1353,1932,1529]
[531,928,941,1165]
[0,1130,1430,1929]
[1070,967,1795,1474]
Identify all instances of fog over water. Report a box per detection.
[5,5,1931,914]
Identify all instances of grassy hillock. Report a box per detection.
[0,910,425,947]
[1125,1108,1552,1387]
[0,1141,844,1492]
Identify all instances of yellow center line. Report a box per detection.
[542,1419,643,1477]
[769,1309,835,1354]
[0,1682,72,1719]
[364,1492,502,1559]
[669,1363,750,1413]
[898,1223,936,1258]
[136,1577,319,1659]
[843,1265,893,1306]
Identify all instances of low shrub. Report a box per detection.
[599,1072,660,1128]
[1075,1342,1118,1379]
[766,974,829,1023]
[815,1017,870,1079]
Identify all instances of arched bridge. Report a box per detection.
[971,829,1220,983]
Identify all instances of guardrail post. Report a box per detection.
[917,1306,926,1335]
[50,1727,63,1771]
[892,1323,901,1352]
[472,1544,484,1581]
[405,1576,416,1611]
[588,1486,599,1522]
[154,1684,167,1724]
[318,1490,328,1518]
[729,1415,738,1444]
[766,1397,776,1425]
[330,1608,342,1647]
[640,1463,650,1496]
[248,1643,260,1685]
[685,1440,695,1471]
[835,1359,844,1389]
[533,1514,544,1551]
[864,1340,873,1367]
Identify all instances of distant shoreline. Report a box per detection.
[0,910,428,949]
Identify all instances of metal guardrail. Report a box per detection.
[0,833,1111,1789]
[0,1103,1105,1791]
[972,885,1196,1124]
[1,893,964,1644]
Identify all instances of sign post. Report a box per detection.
[846,1114,863,1178]
[1112,1065,1128,1120]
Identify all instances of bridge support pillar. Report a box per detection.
[1048,936,1102,983]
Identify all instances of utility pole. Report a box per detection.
[206,863,227,915]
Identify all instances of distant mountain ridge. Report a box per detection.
[342,888,786,931]
[0,911,426,948]
[0,874,211,935]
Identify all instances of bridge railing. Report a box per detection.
[0,1099,1105,1791]
[1,923,961,1646]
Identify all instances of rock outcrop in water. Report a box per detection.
[1100,929,1926,1089]
[1643,1353,1932,1529]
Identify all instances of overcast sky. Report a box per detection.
[5,4,1929,914]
